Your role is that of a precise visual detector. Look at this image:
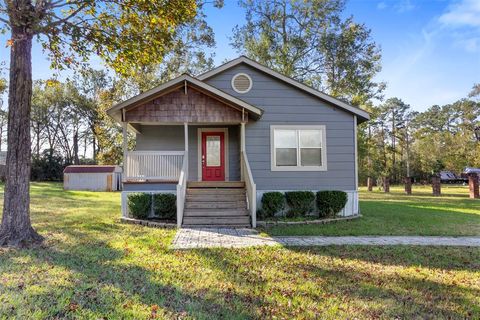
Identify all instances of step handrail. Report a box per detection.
[241,151,256,228]
[176,150,188,227]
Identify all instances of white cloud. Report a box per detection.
[377,2,387,10]
[436,0,480,52]
[376,0,415,13]
[439,0,480,27]
[394,0,415,13]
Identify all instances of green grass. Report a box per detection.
[264,185,480,236]
[0,182,479,319]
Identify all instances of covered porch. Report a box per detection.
[108,74,262,227]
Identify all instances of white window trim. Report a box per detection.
[270,125,327,171]
[231,73,253,94]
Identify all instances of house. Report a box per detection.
[64,165,122,191]
[107,56,369,228]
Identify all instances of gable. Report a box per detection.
[203,63,354,121]
[199,57,369,123]
[107,74,262,127]
[125,86,245,123]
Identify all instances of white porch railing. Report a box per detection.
[176,151,189,227]
[124,151,184,181]
[241,151,256,228]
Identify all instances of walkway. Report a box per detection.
[171,228,480,249]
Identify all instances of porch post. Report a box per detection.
[240,122,246,180]
[122,122,128,169]
[184,122,188,152]
[121,121,128,218]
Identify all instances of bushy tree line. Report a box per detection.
[359,94,480,185]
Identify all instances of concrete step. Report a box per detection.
[186,194,246,202]
[186,201,246,209]
[187,188,245,195]
[184,209,249,217]
[182,216,250,226]
[187,181,245,188]
[182,224,251,228]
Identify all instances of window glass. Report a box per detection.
[274,130,297,148]
[272,127,326,170]
[299,130,322,148]
[300,148,321,166]
[276,148,297,166]
[206,136,220,166]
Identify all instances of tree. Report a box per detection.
[231,0,384,105]
[0,0,202,247]
[378,98,410,182]
[469,83,480,99]
[113,1,222,95]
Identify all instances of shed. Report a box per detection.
[63,165,122,191]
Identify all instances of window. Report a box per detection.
[271,125,327,171]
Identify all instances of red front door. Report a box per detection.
[202,132,225,181]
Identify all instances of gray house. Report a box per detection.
[107,56,369,228]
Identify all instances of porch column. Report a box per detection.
[122,122,128,169]
[184,122,188,152]
[240,122,246,180]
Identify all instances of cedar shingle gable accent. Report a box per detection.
[125,87,245,123]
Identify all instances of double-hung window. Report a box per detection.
[271,125,327,171]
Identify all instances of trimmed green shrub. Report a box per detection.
[127,193,151,219]
[285,191,315,217]
[261,192,285,218]
[316,191,348,217]
[153,193,176,219]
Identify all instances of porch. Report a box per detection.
[113,76,262,227]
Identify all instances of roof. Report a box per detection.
[198,56,370,123]
[107,74,263,124]
[64,165,119,174]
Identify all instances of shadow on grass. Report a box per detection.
[195,246,479,319]
[2,235,255,319]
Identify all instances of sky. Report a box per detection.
[1,0,480,112]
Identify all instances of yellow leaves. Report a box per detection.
[5,39,13,47]
[45,79,60,87]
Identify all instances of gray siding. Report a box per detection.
[135,125,240,181]
[205,64,356,191]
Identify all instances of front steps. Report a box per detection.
[182,181,250,227]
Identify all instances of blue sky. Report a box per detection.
[1,0,479,111]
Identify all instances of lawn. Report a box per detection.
[0,182,479,319]
[265,185,480,236]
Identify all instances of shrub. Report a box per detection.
[285,191,315,217]
[316,191,348,218]
[261,192,285,218]
[153,193,176,219]
[127,193,151,219]
[31,149,66,181]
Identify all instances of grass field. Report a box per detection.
[265,185,480,236]
[0,183,479,319]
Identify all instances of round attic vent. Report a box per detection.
[231,73,252,93]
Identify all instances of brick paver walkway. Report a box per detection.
[171,228,480,249]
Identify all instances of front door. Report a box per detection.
[202,132,225,181]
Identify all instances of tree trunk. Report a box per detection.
[432,176,441,196]
[73,131,79,165]
[92,129,97,162]
[367,177,373,191]
[383,176,390,193]
[404,177,412,195]
[0,29,43,247]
